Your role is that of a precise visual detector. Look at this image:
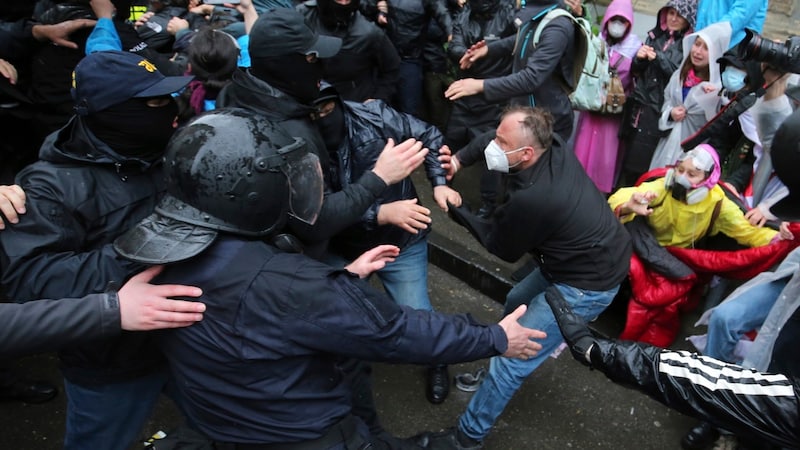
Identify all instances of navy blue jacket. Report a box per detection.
[156,235,507,444]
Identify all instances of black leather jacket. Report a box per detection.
[329,99,447,259]
[217,71,388,257]
[0,115,164,384]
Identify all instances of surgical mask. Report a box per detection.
[607,20,627,39]
[721,67,747,93]
[484,140,524,173]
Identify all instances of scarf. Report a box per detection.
[684,68,704,88]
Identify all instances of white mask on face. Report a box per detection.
[607,20,627,39]
[484,140,524,173]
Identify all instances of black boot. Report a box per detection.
[426,365,449,404]
[544,287,596,366]
[680,422,720,450]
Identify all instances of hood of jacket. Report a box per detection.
[38,115,160,172]
[216,70,317,121]
[601,0,634,30]
[659,0,697,33]
[681,21,732,87]
[601,0,641,60]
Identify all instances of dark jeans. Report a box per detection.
[394,59,423,117]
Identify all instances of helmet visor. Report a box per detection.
[284,152,324,225]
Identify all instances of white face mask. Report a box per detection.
[607,20,627,39]
[484,140,524,173]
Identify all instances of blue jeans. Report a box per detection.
[395,59,423,116]
[704,278,788,363]
[63,368,170,450]
[325,239,433,311]
[375,239,432,311]
[458,268,618,441]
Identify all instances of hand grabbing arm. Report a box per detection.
[437,144,459,181]
[432,185,462,212]
[372,138,429,186]
[377,199,432,233]
[118,266,205,331]
[499,305,547,359]
[0,185,25,230]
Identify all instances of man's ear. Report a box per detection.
[523,146,536,162]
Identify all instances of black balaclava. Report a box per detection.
[316,99,346,155]
[317,0,360,30]
[251,54,324,105]
[85,97,178,160]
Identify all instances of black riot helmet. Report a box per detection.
[113,108,324,264]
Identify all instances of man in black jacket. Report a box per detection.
[418,106,632,449]
[444,0,576,140]
[0,50,192,450]
[297,0,401,102]
[445,0,516,218]
[217,7,427,259]
[314,86,462,405]
[0,186,205,358]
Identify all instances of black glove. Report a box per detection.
[544,286,596,367]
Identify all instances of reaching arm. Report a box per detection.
[0,266,204,359]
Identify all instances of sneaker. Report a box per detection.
[454,368,486,392]
[416,427,482,450]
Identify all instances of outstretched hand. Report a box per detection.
[498,305,547,360]
[118,266,205,331]
[445,78,484,101]
[32,19,97,49]
[377,199,431,233]
[345,245,400,278]
[372,138,428,186]
[623,191,658,216]
[459,40,488,70]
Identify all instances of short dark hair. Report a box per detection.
[501,106,554,152]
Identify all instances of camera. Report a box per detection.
[738,29,800,74]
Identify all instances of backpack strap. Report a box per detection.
[706,199,723,237]
[514,4,559,58]
[530,8,592,91]
[531,7,573,48]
